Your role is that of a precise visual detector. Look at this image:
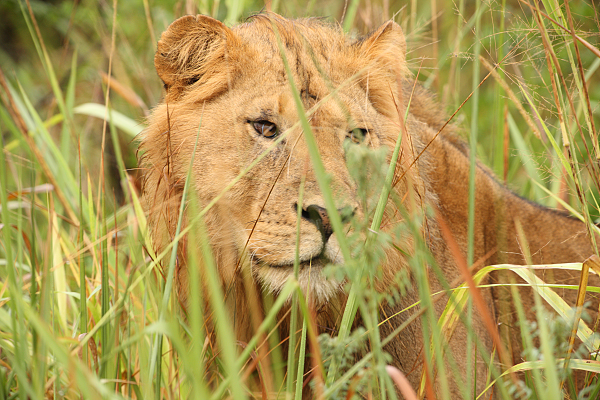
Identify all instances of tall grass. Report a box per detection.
[0,0,599,399]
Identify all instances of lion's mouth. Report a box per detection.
[249,237,344,273]
[254,256,331,270]
[252,254,343,304]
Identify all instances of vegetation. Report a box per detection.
[0,0,599,398]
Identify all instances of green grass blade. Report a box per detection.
[74,103,144,139]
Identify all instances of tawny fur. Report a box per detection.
[139,13,599,398]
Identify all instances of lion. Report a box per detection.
[139,13,599,398]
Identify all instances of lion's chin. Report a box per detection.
[254,260,343,305]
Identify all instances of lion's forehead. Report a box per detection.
[234,23,355,95]
[234,17,348,60]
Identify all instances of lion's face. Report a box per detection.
[141,14,410,304]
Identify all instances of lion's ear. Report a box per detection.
[155,15,240,96]
[353,21,408,119]
[357,21,407,80]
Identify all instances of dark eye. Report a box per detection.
[252,120,279,138]
[347,128,368,144]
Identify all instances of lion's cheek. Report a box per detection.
[323,236,345,265]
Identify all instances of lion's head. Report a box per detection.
[139,13,424,310]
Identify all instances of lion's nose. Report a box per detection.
[303,205,332,242]
[301,204,354,243]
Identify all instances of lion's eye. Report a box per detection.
[347,128,368,144]
[253,120,279,138]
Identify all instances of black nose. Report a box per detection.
[300,204,354,243]
[303,205,332,242]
